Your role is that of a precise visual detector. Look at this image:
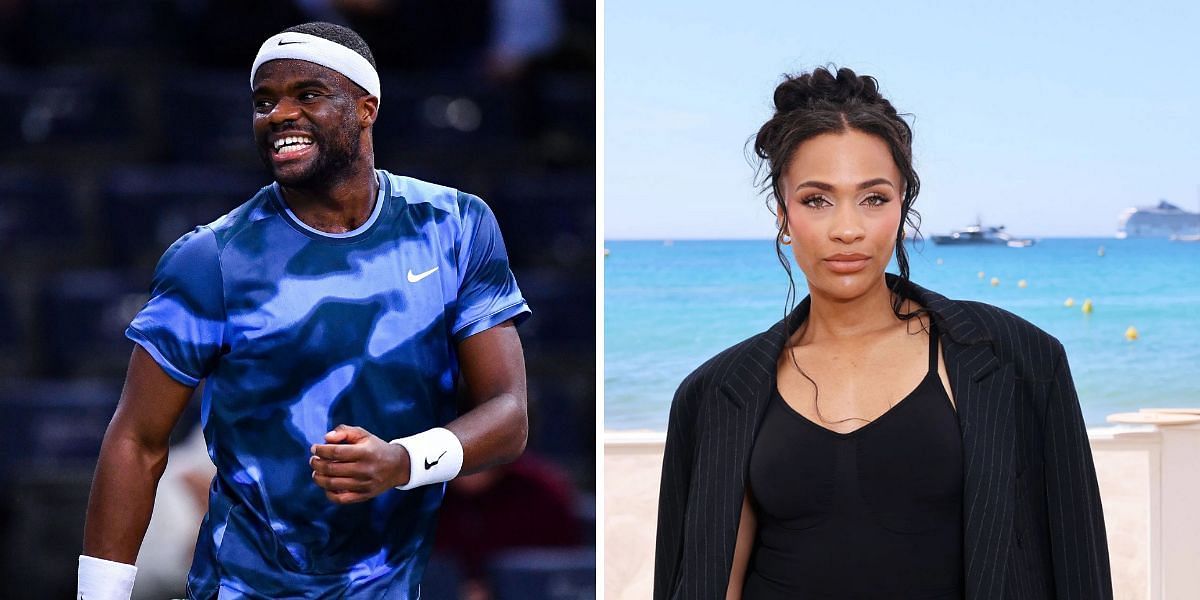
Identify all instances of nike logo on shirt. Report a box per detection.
[277,39,305,45]
[407,267,438,283]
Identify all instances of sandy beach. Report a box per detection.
[604,428,1156,600]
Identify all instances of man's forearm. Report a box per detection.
[446,391,528,476]
[311,391,527,504]
[82,433,170,564]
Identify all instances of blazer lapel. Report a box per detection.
[901,275,1016,599]
[701,298,803,594]
[943,336,1016,598]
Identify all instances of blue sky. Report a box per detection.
[604,1,1200,239]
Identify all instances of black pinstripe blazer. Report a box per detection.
[653,274,1112,599]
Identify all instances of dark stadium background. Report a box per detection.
[0,1,595,598]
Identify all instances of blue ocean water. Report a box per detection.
[604,238,1200,430]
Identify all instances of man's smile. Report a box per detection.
[273,135,315,154]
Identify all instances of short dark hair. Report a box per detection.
[281,22,376,70]
[754,65,926,325]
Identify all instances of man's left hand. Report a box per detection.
[310,425,409,504]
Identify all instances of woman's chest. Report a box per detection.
[776,337,955,434]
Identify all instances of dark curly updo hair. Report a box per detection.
[754,65,926,328]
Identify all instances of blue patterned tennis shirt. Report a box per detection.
[127,170,530,598]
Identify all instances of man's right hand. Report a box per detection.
[310,424,411,504]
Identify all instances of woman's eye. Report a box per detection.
[800,195,830,208]
[864,194,889,207]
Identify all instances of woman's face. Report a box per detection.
[779,128,904,300]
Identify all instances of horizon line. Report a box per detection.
[604,234,1124,242]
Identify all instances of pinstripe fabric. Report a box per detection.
[653,274,1112,599]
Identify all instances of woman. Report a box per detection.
[653,67,1112,599]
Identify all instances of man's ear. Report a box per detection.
[358,95,379,128]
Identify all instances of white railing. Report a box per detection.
[1097,409,1200,600]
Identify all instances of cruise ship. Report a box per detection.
[930,220,1035,247]
[1116,200,1200,238]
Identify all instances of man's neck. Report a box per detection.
[279,162,378,234]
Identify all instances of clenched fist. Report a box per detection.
[310,424,410,504]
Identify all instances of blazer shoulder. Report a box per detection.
[953,299,1065,380]
[672,330,770,409]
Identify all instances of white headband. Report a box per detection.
[251,32,381,101]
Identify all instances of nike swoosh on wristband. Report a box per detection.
[407,267,438,283]
[277,39,305,45]
[424,450,448,470]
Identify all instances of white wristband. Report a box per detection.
[78,555,137,600]
[389,427,464,490]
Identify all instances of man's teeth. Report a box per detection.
[273,136,314,154]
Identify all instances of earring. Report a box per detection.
[781,233,792,245]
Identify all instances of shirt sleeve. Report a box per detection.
[125,226,226,387]
[451,192,531,341]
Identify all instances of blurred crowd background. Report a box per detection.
[0,1,595,598]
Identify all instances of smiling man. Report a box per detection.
[79,22,531,599]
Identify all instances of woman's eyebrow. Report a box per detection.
[794,178,895,193]
[856,178,894,190]
[795,180,834,192]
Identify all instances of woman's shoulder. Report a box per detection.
[937,297,1066,380]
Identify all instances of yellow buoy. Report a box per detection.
[1064,297,1075,307]
[1125,326,1138,341]
[1081,299,1093,314]
[990,277,1000,286]
[977,271,985,279]
[1017,279,1027,288]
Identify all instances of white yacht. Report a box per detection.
[931,219,1035,247]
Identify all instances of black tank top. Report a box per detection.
[744,321,964,599]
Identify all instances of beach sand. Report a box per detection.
[604,430,1149,600]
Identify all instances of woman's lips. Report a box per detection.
[824,256,870,273]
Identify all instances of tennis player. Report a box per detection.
[78,22,531,599]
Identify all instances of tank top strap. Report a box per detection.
[926,318,939,375]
